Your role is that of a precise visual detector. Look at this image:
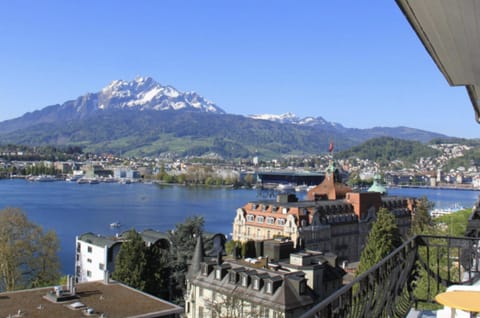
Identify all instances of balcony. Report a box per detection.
[300,235,480,318]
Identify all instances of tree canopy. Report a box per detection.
[111,217,205,303]
[411,197,434,235]
[112,229,169,297]
[112,230,148,290]
[357,207,403,275]
[0,207,60,291]
[167,216,205,303]
[338,137,440,166]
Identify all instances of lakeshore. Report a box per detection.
[0,179,479,274]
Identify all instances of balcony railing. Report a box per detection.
[300,235,480,318]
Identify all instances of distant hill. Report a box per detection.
[0,77,448,159]
[337,136,442,165]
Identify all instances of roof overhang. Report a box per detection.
[396,0,480,123]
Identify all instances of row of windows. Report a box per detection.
[251,204,289,214]
[196,304,279,318]
[246,215,286,225]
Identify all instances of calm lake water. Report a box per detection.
[0,179,479,274]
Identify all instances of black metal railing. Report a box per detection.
[300,235,480,318]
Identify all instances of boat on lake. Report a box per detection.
[110,221,121,228]
[276,183,295,192]
[30,175,59,182]
[430,203,465,218]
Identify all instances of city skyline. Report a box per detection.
[0,1,478,138]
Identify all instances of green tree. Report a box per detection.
[411,197,434,235]
[168,216,204,303]
[112,230,147,290]
[357,208,403,275]
[143,245,169,297]
[0,207,60,291]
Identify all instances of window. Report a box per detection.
[229,272,237,284]
[241,275,248,287]
[266,217,275,224]
[253,278,260,290]
[99,263,105,270]
[87,246,92,253]
[87,270,92,278]
[87,258,92,263]
[256,216,264,223]
[198,306,204,318]
[215,268,222,280]
[282,207,288,214]
[246,214,255,222]
[277,218,286,226]
[260,307,268,318]
[76,243,81,252]
[198,286,203,297]
[266,282,273,294]
[76,254,80,261]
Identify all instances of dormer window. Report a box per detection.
[266,217,275,224]
[246,214,254,222]
[282,207,288,214]
[277,218,286,226]
[229,272,237,284]
[201,263,213,276]
[253,278,260,290]
[256,216,264,223]
[241,275,249,287]
[266,282,273,294]
[215,268,222,280]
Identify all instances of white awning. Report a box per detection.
[396,0,480,122]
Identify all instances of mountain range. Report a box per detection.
[0,77,447,159]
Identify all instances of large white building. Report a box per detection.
[75,230,171,283]
[75,233,123,283]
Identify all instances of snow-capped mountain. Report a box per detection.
[0,77,226,134]
[97,77,224,113]
[0,76,447,158]
[248,112,344,128]
[68,76,225,115]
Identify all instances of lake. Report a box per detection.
[0,179,479,274]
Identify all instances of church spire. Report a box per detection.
[187,234,204,280]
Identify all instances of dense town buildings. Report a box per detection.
[185,236,345,318]
[233,162,414,263]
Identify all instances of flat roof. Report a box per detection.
[0,281,183,317]
[396,0,480,122]
[77,232,121,248]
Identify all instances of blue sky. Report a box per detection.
[0,1,477,138]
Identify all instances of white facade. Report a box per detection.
[75,233,122,283]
